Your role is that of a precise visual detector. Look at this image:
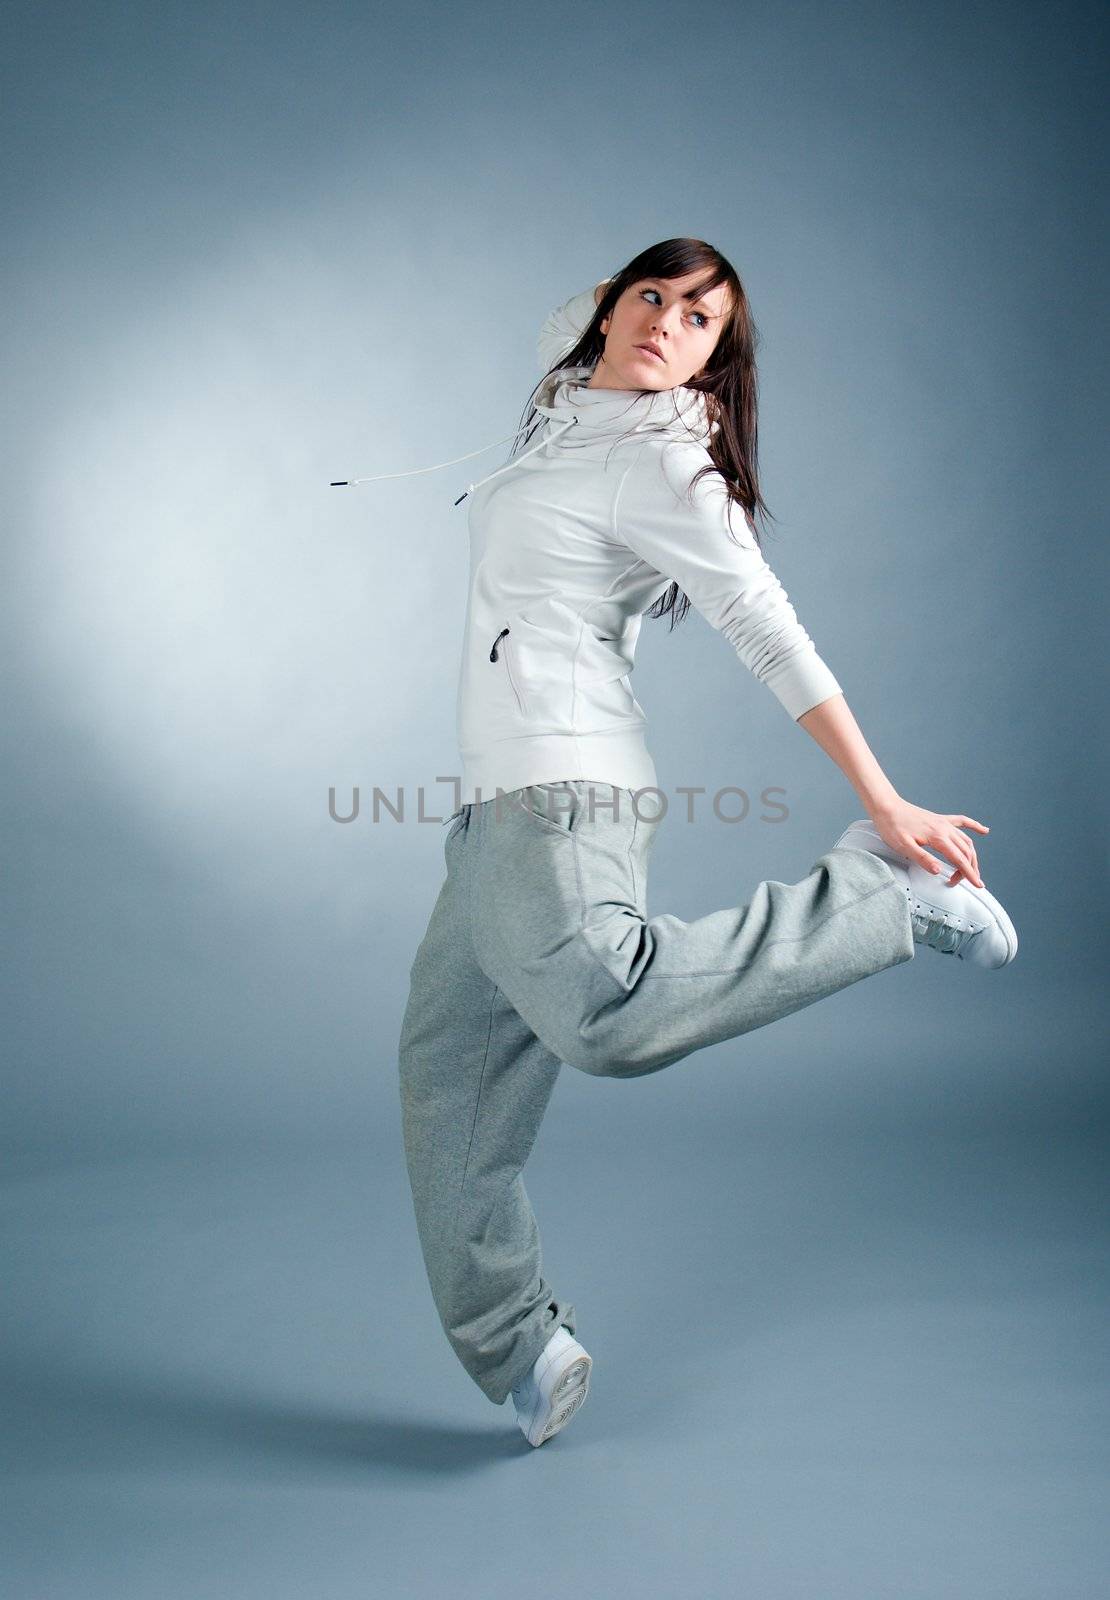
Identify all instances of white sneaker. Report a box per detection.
[510,1325,593,1447]
[832,819,1018,969]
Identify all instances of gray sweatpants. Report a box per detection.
[397,780,915,1405]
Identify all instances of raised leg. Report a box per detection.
[468,783,916,1080]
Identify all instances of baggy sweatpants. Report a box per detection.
[397,780,916,1406]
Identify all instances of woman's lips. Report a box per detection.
[635,344,664,362]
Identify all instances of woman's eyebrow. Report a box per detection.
[641,279,718,311]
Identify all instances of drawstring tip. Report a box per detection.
[453,488,470,506]
[330,481,350,487]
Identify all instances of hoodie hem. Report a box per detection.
[459,731,659,806]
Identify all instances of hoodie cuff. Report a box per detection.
[763,654,844,721]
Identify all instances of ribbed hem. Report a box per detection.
[459,729,659,806]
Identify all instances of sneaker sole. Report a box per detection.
[519,1353,593,1446]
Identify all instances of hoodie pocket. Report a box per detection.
[489,626,528,716]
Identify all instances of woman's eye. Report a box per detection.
[640,287,709,330]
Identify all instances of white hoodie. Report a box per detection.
[452,285,843,804]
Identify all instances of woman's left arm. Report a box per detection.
[536,278,613,374]
[797,693,988,888]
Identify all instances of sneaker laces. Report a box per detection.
[909,902,981,956]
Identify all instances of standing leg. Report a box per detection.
[398,813,576,1406]
[469,782,917,1080]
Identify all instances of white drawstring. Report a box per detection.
[328,414,580,507]
[452,416,578,505]
[329,421,538,490]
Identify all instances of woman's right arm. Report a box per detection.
[536,277,613,373]
[614,440,845,726]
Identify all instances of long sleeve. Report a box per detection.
[537,280,612,374]
[613,442,844,722]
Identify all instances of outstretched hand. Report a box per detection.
[868,798,988,889]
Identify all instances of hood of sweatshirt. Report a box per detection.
[531,364,718,445]
[454,362,720,502]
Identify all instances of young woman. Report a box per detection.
[396,237,1017,1448]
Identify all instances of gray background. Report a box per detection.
[2,0,1107,1595]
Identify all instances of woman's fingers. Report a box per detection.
[904,835,974,887]
[953,822,985,884]
[951,835,980,883]
[937,825,983,888]
[944,854,981,888]
[895,813,989,888]
[939,854,968,886]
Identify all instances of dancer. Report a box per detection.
[395,237,1017,1447]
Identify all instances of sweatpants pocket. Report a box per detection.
[514,781,581,836]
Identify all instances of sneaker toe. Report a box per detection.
[912,867,1018,968]
[962,886,1019,967]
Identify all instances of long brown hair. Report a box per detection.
[519,237,775,631]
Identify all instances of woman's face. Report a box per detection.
[588,271,730,392]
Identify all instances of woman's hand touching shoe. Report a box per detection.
[865,797,988,889]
